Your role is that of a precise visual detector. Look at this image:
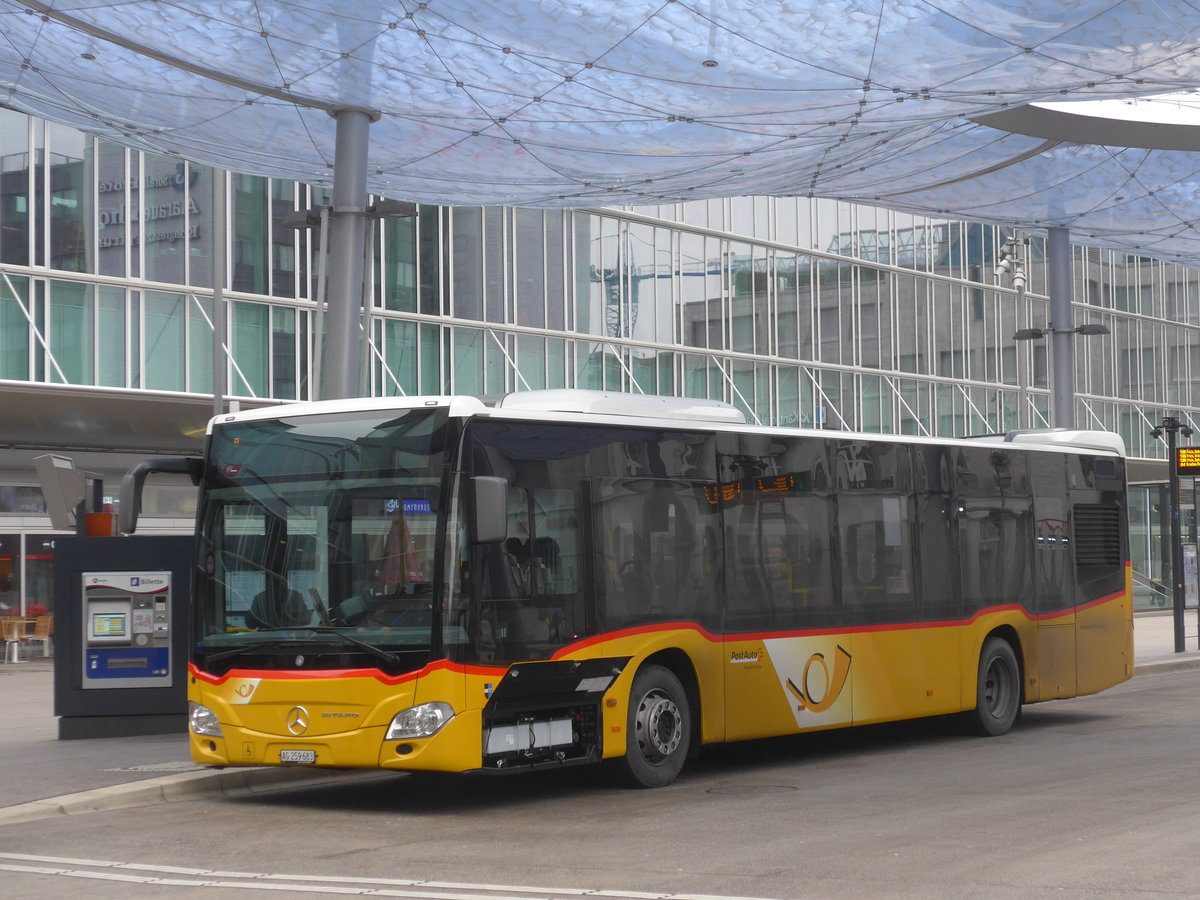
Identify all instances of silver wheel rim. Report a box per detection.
[983,655,1014,719]
[635,688,682,763]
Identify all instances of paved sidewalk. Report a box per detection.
[1132,608,1200,669]
[0,611,1197,826]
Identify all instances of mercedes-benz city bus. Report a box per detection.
[122,390,1132,787]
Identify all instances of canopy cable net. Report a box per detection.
[2,1,1200,262]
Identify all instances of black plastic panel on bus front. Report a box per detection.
[479,656,630,770]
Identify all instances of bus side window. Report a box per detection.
[783,496,835,626]
[595,477,717,631]
[839,494,914,620]
[848,522,880,586]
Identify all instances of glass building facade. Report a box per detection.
[0,107,1193,613]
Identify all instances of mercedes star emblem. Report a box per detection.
[286,706,309,735]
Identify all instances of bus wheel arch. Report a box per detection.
[611,651,699,787]
[968,630,1023,737]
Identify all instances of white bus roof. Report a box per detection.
[1003,428,1126,457]
[207,390,1125,458]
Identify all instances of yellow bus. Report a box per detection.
[127,390,1132,787]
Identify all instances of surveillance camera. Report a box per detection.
[995,258,1012,276]
[1151,428,1163,439]
[1185,427,1195,438]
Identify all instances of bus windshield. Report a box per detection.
[192,407,453,673]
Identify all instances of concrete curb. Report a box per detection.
[0,766,386,826]
[1134,655,1200,676]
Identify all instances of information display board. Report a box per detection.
[1176,447,1200,474]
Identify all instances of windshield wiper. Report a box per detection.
[205,627,401,667]
[203,638,302,667]
[293,626,401,666]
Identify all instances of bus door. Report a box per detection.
[720,435,845,741]
[472,482,586,664]
[1031,455,1076,700]
[722,484,837,742]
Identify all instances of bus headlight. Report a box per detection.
[386,702,454,740]
[189,702,223,737]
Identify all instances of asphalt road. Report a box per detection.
[2,668,1197,900]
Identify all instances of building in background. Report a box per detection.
[0,108,1189,614]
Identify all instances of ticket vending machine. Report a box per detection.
[54,535,191,739]
[82,571,173,689]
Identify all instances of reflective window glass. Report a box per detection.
[514,209,545,328]
[95,140,128,277]
[269,179,296,297]
[1,275,30,380]
[143,290,185,391]
[46,122,89,274]
[231,300,268,397]
[140,153,190,285]
[0,107,30,266]
[272,305,297,399]
[49,280,94,384]
[188,293,212,395]
[97,285,126,387]
[231,174,268,294]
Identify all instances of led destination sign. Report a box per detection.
[1177,447,1200,474]
[703,474,808,506]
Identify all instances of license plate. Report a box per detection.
[280,749,316,764]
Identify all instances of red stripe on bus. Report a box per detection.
[609,592,1132,648]
[190,657,508,686]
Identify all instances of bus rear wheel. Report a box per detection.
[613,664,691,788]
[969,637,1021,736]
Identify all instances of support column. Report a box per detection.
[1168,421,1186,652]
[1047,226,1075,429]
[211,168,226,417]
[321,107,375,400]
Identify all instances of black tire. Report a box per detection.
[969,637,1021,736]
[612,664,691,788]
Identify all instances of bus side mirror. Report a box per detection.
[119,457,203,534]
[470,476,508,544]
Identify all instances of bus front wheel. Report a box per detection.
[613,664,691,788]
[969,637,1021,736]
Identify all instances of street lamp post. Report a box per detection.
[1001,229,1109,430]
[1047,227,1074,429]
[1151,416,1194,653]
[1008,227,1109,430]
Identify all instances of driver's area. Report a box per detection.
[325,493,437,630]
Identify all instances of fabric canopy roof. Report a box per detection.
[4,1,1200,262]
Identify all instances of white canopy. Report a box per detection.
[4,1,1200,261]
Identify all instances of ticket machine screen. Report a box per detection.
[92,612,128,639]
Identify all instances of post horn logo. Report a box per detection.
[786,645,852,713]
[286,706,309,735]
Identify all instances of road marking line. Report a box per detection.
[0,853,788,900]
